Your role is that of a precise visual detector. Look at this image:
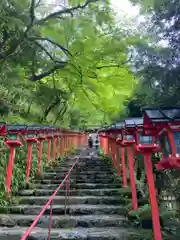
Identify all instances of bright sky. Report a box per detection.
[43,0,144,27]
[44,0,140,18]
[111,0,140,18]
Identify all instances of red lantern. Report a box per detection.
[26,126,39,143]
[52,131,59,162]
[129,118,161,154]
[141,108,177,240]
[5,125,27,195]
[0,122,7,136]
[5,125,26,147]
[99,131,109,154]
[123,119,139,211]
[121,120,135,147]
[45,128,54,163]
[104,124,121,167]
[36,126,46,176]
[115,123,128,189]
[25,126,39,185]
[106,122,128,189]
[142,107,180,170]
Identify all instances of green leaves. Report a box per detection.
[0,0,137,128]
[69,0,86,5]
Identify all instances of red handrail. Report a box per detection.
[20,157,79,240]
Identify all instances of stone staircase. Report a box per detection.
[0,149,150,239]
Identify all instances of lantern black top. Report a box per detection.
[7,125,27,131]
[105,122,124,133]
[124,118,143,128]
[106,122,124,130]
[97,127,107,133]
[142,107,180,123]
[27,125,40,131]
[107,124,116,130]
[115,122,125,129]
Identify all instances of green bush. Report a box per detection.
[128,203,176,227]
[0,139,69,206]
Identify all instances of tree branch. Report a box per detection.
[30,0,36,25]
[30,62,67,81]
[96,64,121,70]
[25,0,36,35]
[53,102,68,125]
[35,0,41,8]
[96,54,132,70]
[28,37,72,57]
[32,40,58,63]
[81,86,104,113]
[37,0,99,24]
[32,39,68,65]
[96,59,131,70]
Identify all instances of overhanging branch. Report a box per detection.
[30,0,36,25]
[81,86,104,113]
[29,37,72,57]
[32,40,60,63]
[25,0,36,35]
[96,58,132,70]
[37,0,99,24]
[30,62,67,81]
[96,53,132,70]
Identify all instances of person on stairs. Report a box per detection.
[88,134,93,148]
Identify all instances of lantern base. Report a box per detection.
[121,140,135,147]
[25,138,39,144]
[135,145,160,154]
[37,137,46,141]
[4,140,23,148]
[155,156,180,170]
[46,136,54,140]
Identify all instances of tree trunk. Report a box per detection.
[40,97,60,123]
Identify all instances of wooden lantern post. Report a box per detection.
[4,125,26,195]
[140,107,180,240]
[25,126,39,184]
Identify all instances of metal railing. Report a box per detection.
[20,156,79,240]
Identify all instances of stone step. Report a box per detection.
[60,160,107,165]
[43,171,114,176]
[0,204,126,215]
[0,226,152,240]
[44,170,113,175]
[33,178,116,184]
[50,167,113,173]
[32,183,121,190]
[58,163,112,169]
[18,188,121,197]
[42,174,114,180]
[74,163,112,167]
[62,158,103,163]
[19,196,130,205]
[0,214,129,228]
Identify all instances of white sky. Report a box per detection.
[43,0,144,28]
[44,0,140,18]
[111,0,140,18]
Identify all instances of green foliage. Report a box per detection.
[0,144,37,205]
[127,230,153,240]
[128,203,176,226]
[129,204,151,220]
[0,0,138,129]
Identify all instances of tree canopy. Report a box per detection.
[0,0,139,128]
[125,0,180,116]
